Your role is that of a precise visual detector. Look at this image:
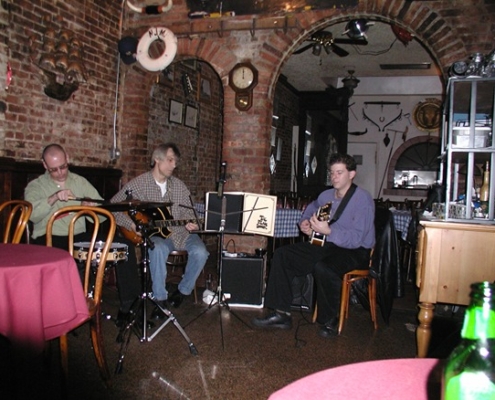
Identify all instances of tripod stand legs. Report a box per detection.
[115,295,198,375]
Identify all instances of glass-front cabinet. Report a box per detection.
[440,77,495,222]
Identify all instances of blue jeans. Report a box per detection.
[148,234,209,301]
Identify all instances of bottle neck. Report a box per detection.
[461,283,495,340]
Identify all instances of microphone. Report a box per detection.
[220,195,226,232]
[218,161,227,198]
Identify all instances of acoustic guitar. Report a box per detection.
[309,202,332,247]
[119,206,203,245]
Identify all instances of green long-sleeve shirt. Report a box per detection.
[24,171,103,239]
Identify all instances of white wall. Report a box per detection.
[346,75,444,198]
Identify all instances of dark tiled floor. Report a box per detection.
[2,261,464,400]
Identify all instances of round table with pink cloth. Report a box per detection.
[268,358,442,400]
[0,243,90,352]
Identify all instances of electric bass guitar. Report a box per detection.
[309,202,332,247]
[119,206,203,245]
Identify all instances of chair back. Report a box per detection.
[0,200,32,244]
[46,206,116,305]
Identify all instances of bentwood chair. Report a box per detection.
[312,249,377,335]
[46,206,116,389]
[0,200,32,244]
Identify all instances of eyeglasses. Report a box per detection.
[46,163,69,173]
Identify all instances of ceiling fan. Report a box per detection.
[293,30,368,57]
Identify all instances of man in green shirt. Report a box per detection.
[24,144,140,325]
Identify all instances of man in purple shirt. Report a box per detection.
[252,154,375,338]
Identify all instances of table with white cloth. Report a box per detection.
[268,358,442,400]
[0,243,89,352]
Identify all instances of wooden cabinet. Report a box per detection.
[415,219,495,357]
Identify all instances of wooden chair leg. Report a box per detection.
[368,277,378,329]
[90,314,111,386]
[338,276,350,334]
[59,334,69,398]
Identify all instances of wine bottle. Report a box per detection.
[480,161,490,215]
[442,281,495,399]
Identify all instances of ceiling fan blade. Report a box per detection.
[293,44,313,55]
[333,38,368,45]
[331,44,349,57]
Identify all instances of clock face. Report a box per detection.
[232,67,254,89]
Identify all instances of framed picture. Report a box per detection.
[158,66,174,86]
[169,99,183,124]
[185,105,198,128]
[200,77,211,100]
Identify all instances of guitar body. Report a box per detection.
[309,202,332,247]
[119,206,203,246]
[119,207,174,245]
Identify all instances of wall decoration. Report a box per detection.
[413,98,442,132]
[185,105,198,128]
[169,99,183,124]
[200,77,212,100]
[158,66,174,86]
[34,21,88,101]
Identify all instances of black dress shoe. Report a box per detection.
[252,311,292,330]
[150,300,168,320]
[168,289,185,308]
[318,317,339,338]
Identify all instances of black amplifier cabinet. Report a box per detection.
[291,273,316,313]
[221,256,264,306]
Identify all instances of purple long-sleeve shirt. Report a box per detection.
[301,186,375,249]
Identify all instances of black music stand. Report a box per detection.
[184,194,267,350]
[115,207,198,374]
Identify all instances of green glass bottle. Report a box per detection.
[442,281,495,399]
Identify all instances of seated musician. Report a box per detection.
[252,153,375,338]
[24,143,140,327]
[110,142,209,318]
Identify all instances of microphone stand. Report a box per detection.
[183,162,251,349]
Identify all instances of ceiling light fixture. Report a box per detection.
[342,69,360,96]
[343,19,373,40]
[312,43,322,56]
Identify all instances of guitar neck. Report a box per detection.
[154,219,201,228]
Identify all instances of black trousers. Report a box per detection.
[32,221,141,314]
[264,241,370,325]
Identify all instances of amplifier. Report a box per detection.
[221,256,264,306]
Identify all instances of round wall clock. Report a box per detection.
[229,62,258,111]
[413,98,442,132]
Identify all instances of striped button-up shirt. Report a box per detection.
[111,172,197,249]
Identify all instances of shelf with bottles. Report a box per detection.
[437,77,495,223]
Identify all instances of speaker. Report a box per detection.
[221,257,264,306]
[291,273,316,313]
[205,192,244,233]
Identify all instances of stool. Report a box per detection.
[166,250,198,303]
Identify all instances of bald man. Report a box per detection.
[24,144,141,325]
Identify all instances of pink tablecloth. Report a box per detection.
[0,243,89,352]
[269,358,442,400]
